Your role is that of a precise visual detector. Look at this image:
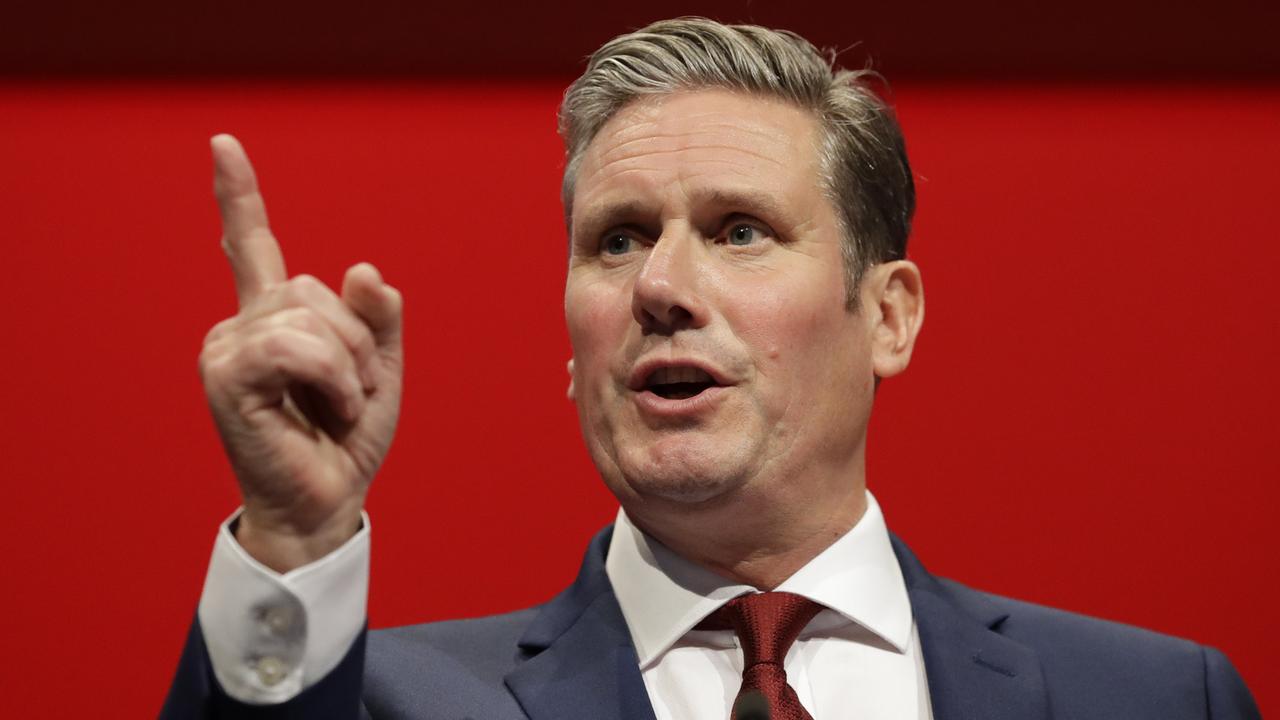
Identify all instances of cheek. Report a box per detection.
[565,280,631,389]
[729,276,863,399]
[734,278,841,356]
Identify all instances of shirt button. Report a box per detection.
[255,656,288,686]
[263,606,293,634]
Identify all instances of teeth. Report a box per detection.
[648,366,714,386]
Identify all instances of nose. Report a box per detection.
[631,231,709,334]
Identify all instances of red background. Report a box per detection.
[1,2,1277,716]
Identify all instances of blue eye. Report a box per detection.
[727,224,761,246]
[602,234,633,255]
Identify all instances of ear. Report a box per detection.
[566,358,576,400]
[865,260,924,379]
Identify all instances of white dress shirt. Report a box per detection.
[606,493,933,720]
[199,493,931,718]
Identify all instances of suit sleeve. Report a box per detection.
[159,617,371,719]
[1203,646,1261,720]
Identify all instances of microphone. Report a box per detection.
[733,690,771,720]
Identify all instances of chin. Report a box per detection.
[622,472,736,504]
[613,439,753,505]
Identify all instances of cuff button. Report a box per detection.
[263,606,294,635]
[255,656,288,686]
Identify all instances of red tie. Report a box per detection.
[698,592,824,720]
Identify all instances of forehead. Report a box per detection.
[571,89,826,228]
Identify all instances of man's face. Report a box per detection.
[564,89,878,509]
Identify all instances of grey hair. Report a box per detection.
[558,17,915,304]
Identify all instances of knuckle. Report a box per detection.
[287,274,326,300]
[198,350,231,386]
[202,317,237,346]
[256,328,297,359]
[279,306,324,335]
[258,328,342,377]
[245,226,276,244]
[309,345,341,376]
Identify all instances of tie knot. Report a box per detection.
[699,592,824,667]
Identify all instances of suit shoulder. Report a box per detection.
[945,579,1260,718]
[920,578,1260,719]
[948,578,1261,713]
[939,576,1205,662]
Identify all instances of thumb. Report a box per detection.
[342,263,403,350]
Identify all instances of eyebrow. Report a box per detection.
[694,189,788,221]
[575,200,652,240]
[574,188,790,240]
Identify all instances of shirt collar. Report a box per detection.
[605,491,913,668]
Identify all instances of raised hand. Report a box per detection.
[198,135,403,572]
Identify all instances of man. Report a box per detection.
[162,18,1259,720]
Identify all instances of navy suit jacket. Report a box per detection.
[161,527,1260,719]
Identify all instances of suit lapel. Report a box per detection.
[505,526,1052,720]
[891,536,1053,720]
[505,527,657,720]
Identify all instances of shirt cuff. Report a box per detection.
[196,508,370,704]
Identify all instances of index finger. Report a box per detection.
[211,134,287,307]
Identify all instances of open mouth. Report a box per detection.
[644,366,718,400]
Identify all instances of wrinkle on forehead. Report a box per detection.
[597,123,801,166]
[601,142,789,169]
[575,91,820,195]
[587,158,778,194]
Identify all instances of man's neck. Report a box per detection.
[623,481,868,590]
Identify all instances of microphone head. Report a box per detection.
[733,690,771,720]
